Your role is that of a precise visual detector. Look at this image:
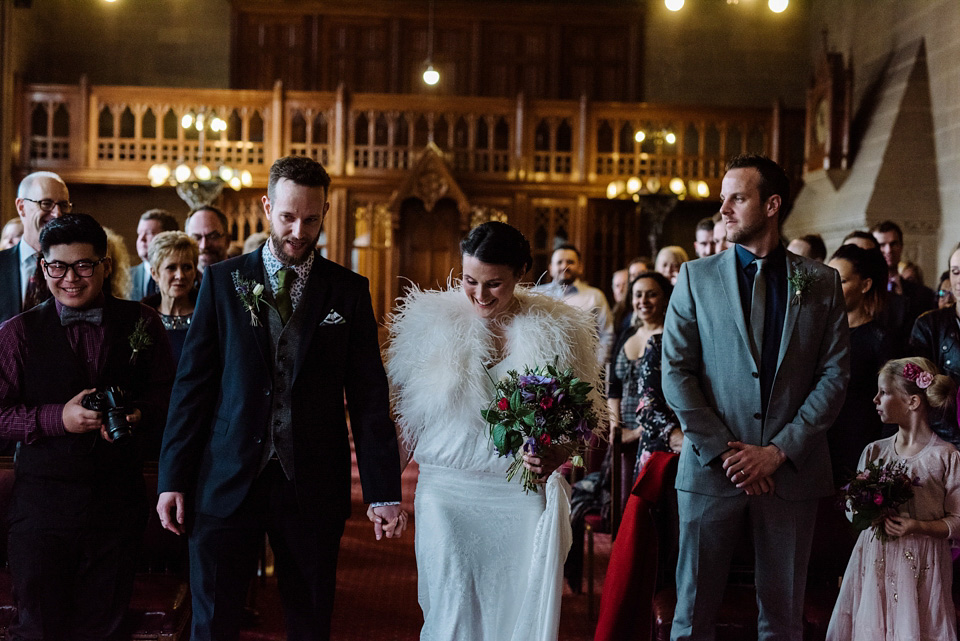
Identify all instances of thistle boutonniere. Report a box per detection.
[232,270,274,326]
[128,317,153,365]
[788,267,820,305]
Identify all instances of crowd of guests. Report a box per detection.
[2,156,960,641]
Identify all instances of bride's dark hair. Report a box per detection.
[460,221,532,277]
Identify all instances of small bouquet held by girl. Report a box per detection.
[839,458,920,542]
[482,360,602,493]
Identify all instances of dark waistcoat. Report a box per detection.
[12,297,151,529]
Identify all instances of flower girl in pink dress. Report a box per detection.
[827,357,960,641]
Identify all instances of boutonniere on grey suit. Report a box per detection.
[320,309,346,326]
[788,267,820,305]
[231,270,275,326]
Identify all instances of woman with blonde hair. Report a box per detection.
[655,245,688,285]
[143,231,199,365]
[104,227,132,299]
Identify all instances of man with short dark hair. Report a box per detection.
[0,213,173,640]
[157,155,403,641]
[534,244,614,362]
[129,208,179,301]
[871,220,936,320]
[693,217,717,258]
[0,171,71,323]
[185,205,230,272]
[663,154,849,641]
[786,234,827,262]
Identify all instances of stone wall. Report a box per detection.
[787,0,960,285]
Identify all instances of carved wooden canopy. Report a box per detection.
[387,142,471,227]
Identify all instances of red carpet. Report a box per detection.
[239,458,611,641]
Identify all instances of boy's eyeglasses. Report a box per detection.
[41,257,108,278]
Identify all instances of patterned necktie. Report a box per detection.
[750,257,767,360]
[276,268,295,325]
[23,254,50,311]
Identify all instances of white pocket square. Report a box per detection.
[320,310,346,326]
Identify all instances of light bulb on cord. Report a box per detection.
[423,64,440,86]
[665,0,684,11]
[769,0,788,12]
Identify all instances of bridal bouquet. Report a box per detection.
[839,458,920,542]
[481,360,600,493]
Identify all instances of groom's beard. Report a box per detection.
[270,229,320,266]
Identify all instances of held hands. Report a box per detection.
[883,515,918,538]
[157,491,186,535]
[367,504,407,541]
[721,441,786,496]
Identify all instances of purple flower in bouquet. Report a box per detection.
[839,457,918,542]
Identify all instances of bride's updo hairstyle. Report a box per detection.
[460,221,533,277]
[880,357,957,410]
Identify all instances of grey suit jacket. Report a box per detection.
[128,263,150,301]
[662,247,850,501]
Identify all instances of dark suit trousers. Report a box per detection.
[7,525,141,641]
[188,460,346,641]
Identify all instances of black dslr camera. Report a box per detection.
[81,386,133,441]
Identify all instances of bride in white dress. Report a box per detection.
[386,222,606,641]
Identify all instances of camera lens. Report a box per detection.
[105,408,132,441]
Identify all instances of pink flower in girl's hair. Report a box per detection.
[873,493,885,506]
[915,372,934,389]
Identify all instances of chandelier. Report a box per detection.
[147,110,253,209]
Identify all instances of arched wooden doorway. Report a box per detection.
[396,196,461,292]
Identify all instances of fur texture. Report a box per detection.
[386,284,607,451]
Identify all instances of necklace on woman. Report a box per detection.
[160,313,192,331]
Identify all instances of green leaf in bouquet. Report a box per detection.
[520,410,536,427]
[507,432,523,455]
[481,409,498,423]
[510,388,523,410]
[492,423,507,452]
[851,509,877,533]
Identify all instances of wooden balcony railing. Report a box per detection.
[19,79,785,196]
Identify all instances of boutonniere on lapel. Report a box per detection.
[788,267,821,305]
[128,317,153,365]
[320,309,346,326]
[232,270,275,326]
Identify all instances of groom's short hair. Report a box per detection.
[268,156,332,202]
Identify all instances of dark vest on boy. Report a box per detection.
[11,297,152,531]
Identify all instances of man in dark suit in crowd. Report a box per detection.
[184,205,230,273]
[156,155,404,641]
[0,171,71,323]
[0,213,174,640]
[872,220,936,322]
[129,208,179,301]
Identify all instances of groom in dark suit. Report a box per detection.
[156,156,404,641]
[663,154,850,640]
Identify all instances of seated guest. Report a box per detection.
[909,242,960,446]
[938,270,956,309]
[104,227,133,300]
[654,245,688,285]
[825,244,895,481]
[0,217,22,249]
[130,209,179,301]
[787,233,827,262]
[143,231,199,366]
[0,213,174,640]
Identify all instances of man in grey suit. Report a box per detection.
[662,154,850,640]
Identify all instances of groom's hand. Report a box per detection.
[368,504,406,541]
[723,441,786,489]
[157,491,186,535]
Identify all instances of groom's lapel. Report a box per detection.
[716,248,756,367]
[236,248,272,369]
[776,253,802,371]
[290,251,332,382]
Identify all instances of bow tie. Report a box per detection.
[60,307,104,326]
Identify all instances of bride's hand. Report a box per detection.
[521,444,570,482]
[367,504,408,540]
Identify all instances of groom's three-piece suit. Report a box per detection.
[158,247,402,640]
[662,245,850,640]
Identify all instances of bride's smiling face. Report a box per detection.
[462,254,520,320]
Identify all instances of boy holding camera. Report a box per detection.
[0,213,173,641]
